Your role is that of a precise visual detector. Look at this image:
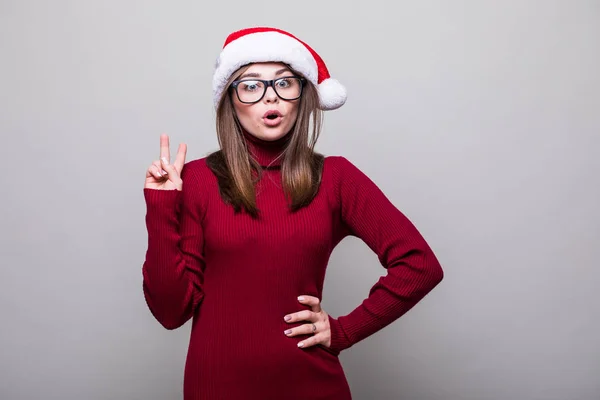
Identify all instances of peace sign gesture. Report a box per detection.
[144,134,187,191]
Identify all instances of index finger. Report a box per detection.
[286,309,318,323]
[297,295,322,313]
[160,134,170,163]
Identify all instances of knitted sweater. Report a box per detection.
[142,132,444,399]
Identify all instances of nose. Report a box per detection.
[263,84,279,103]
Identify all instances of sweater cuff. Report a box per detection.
[143,188,182,231]
[144,188,181,210]
[327,314,352,356]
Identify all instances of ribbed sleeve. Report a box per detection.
[142,164,206,330]
[327,156,444,354]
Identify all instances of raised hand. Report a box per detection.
[144,134,187,191]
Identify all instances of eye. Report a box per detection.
[276,79,292,88]
[240,80,263,92]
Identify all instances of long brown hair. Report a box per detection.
[206,64,325,218]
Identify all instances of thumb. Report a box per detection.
[161,157,181,182]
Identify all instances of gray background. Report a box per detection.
[1,1,599,399]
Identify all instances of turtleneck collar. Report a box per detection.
[242,128,291,168]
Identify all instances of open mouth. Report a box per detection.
[263,110,282,120]
[263,110,283,126]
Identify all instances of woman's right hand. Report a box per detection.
[145,134,187,191]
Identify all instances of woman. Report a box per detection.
[142,27,444,400]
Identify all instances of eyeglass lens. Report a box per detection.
[236,77,302,103]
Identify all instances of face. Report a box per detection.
[231,62,301,141]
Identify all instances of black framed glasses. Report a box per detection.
[230,76,305,104]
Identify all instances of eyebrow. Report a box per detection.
[238,68,290,80]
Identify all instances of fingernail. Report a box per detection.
[284,315,291,321]
[297,296,304,301]
[161,170,167,175]
[161,157,169,164]
[298,342,304,347]
[284,330,292,335]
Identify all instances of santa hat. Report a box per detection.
[212,27,347,110]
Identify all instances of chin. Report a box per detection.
[255,127,292,141]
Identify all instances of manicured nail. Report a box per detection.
[284,330,292,335]
[297,296,304,301]
[161,170,167,175]
[284,315,291,321]
[298,342,304,347]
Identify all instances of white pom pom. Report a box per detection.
[317,78,347,110]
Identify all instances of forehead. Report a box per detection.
[242,62,291,76]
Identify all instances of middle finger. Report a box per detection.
[284,310,317,323]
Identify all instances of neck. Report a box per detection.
[242,128,291,168]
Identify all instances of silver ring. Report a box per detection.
[311,323,317,333]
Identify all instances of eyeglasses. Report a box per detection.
[230,76,305,104]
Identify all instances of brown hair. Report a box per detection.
[205,64,325,218]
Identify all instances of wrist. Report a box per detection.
[327,314,351,356]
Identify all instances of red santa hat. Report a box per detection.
[212,27,347,110]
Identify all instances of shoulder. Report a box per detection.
[181,157,214,179]
[321,155,374,203]
[323,155,385,199]
[323,155,368,182]
[180,157,218,193]
[324,155,356,173]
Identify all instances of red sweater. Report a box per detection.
[142,132,444,399]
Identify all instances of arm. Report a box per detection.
[141,163,205,330]
[328,157,444,354]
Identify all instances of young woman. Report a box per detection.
[142,27,444,400]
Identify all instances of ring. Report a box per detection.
[311,323,317,333]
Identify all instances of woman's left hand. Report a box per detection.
[284,295,332,349]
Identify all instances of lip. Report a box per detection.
[263,110,282,118]
[262,109,283,127]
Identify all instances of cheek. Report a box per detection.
[234,103,261,127]
[285,103,300,124]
